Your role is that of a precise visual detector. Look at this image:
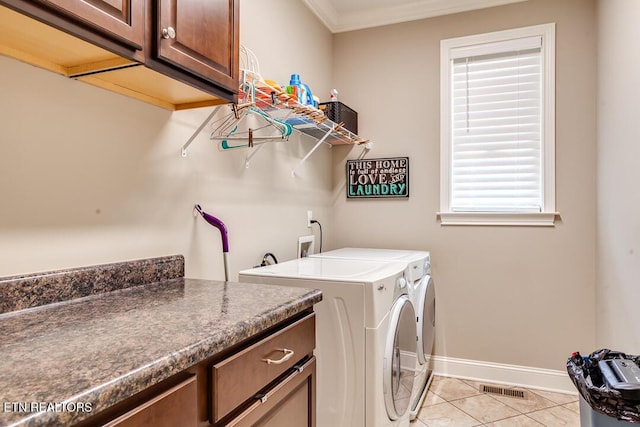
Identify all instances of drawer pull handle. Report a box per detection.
[262,348,294,365]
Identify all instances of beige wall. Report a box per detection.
[0,0,608,381]
[330,0,597,371]
[596,0,640,351]
[0,0,334,280]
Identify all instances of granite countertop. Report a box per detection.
[0,257,322,427]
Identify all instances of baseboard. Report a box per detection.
[430,355,577,394]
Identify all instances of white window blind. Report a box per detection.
[450,36,543,213]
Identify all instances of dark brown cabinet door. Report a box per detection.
[37,0,144,48]
[157,0,239,92]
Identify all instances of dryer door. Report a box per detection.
[417,275,436,365]
[383,295,416,420]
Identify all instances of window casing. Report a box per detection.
[439,23,556,226]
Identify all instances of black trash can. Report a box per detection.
[567,349,640,425]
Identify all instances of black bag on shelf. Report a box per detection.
[318,101,358,134]
[567,348,640,423]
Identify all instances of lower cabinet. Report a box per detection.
[76,311,316,427]
[225,357,316,427]
[211,313,315,423]
[103,376,197,427]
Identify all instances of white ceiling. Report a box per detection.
[302,0,528,33]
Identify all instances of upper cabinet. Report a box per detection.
[156,0,239,92]
[37,0,145,49]
[0,0,238,110]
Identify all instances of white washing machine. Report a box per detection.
[310,248,436,419]
[239,257,417,427]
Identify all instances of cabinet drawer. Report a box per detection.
[226,356,316,427]
[211,313,315,423]
[103,376,197,427]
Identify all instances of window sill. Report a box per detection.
[437,212,558,227]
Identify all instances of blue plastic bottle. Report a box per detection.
[301,83,317,107]
[288,74,315,106]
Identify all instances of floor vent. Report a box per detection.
[480,384,527,399]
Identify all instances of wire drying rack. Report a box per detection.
[181,65,371,174]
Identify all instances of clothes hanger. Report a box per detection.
[210,83,293,150]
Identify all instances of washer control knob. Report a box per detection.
[377,283,385,291]
[396,277,407,289]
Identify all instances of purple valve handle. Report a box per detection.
[195,204,230,281]
[195,204,229,252]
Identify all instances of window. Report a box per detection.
[439,23,556,226]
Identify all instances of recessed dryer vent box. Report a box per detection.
[298,235,315,258]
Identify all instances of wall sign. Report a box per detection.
[346,157,409,199]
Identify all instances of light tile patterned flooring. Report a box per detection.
[413,376,580,427]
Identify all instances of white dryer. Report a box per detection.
[310,248,436,419]
[239,257,416,427]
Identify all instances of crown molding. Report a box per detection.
[303,0,528,33]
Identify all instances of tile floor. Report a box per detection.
[413,376,580,427]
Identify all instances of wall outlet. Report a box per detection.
[307,210,313,228]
